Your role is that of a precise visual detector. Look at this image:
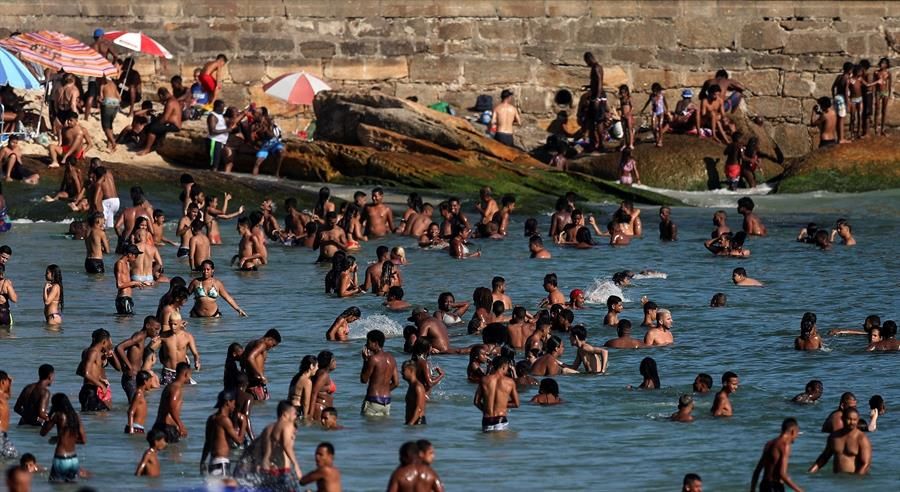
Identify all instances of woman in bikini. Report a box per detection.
[310,351,337,421]
[325,307,361,341]
[313,187,335,222]
[43,264,64,326]
[187,260,247,318]
[204,193,244,245]
[337,204,365,248]
[0,263,17,327]
[375,261,401,296]
[618,148,640,186]
[158,286,189,334]
[288,355,319,422]
[618,85,635,150]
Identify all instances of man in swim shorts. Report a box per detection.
[76,329,114,412]
[240,329,282,401]
[360,330,399,417]
[152,362,191,443]
[49,111,91,168]
[750,418,803,492]
[474,356,518,432]
[137,88,182,156]
[0,371,18,459]
[115,244,149,315]
[88,164,119,229]
[199,54,227,103]
[84,212,109,274]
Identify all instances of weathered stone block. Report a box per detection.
[495,0,545,17]
[793,56,821,71]
[622,20,676,48]
[286,0,370,18]
[517,86,552,113]
[610,47,655,65]
[234,0,286,17]
[194,37,235,53]
[241,37,295,54]
[783,32,843,55]
[394,83,440,105]
[379,0,438,17]
[434,2,496,17]
[300,41,337,58]
[705,52,747,70]
[482,43,522,58]
[325,57,409,81]
[782,72,815,98]
[523,45,561,64]
[478,20,527,41]
[348,18,391,38]
[380,40,420,57]
[751,96,801,120]
[841,3,887,17]
[80,0,132,16]
[531,19,573,44]
[747,53,794,70]
[752,1,795,18]
[218,84,250,107]
[682,71,710,88]
[734,69,780,96]
[632,68,680,91]
[340,40,378,57]
[772,123,813,158]
[228,60,266,85]
[638,0,679,19]
[464,59,529,85]
[779,20,831,32]
[438,21,475,40]
[845,35,867,56]
[604,66,630,90]
[811,73,838,99]
[546,0,590,18]
[741,22,786,51]
[317,20,346,37]
[655,50,704,68]
[393,18,432,38]
[794,1,842,18]
[439,90,484,112]
[409,56,461,83]
[576,19,624,46]
[265,60,325,79]
[589,1,639,18]
[675,18,735,49]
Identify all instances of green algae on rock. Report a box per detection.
[776,135,900,193]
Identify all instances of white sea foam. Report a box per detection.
[347,314,404,339]
[11,218,75,224]
[633,271,668,280]
[584,279,628,305]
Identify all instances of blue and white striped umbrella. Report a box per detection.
[0,46,41,89]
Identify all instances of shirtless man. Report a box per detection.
[644,309,675,346]
[583,52,605,150]
[86,29,118,121]
[40,393,87,483]
[476,187,499,226]
[135,429,166,477]
[604,320,646,349]
[1,135,39,184]
[300,442,342,492]
[137,87,182,156]
[241,329,282,401]
[507,307,533,349]
[115,316,161,403]
[697,85,731,144]
[360,329,399,417]
[43,156,83,202]
[809,408,871,475]
[830,219,856,246]
[529,235,552,259]
[491,89,521,147]
[363,187,395,238]
[732,267,763,287]
[474,356,519,432]
[363,246,390,292]
[114,245,147,315]
[408,308,464,354]
[131,221,165,285]
[404,202,433,237]
[177,204,200,259]
[199,54,227,104]
[670,394,694,423]
[84,212,109,274]
[524,317,553,353]
[821,392,857,433]
[604,295,623,326]
[659,206,678,241]
[126,371,151,435]
[76,329,117,412]
[13,364,53,426]
[316,212,349,263]
[541,273,566,307]
[702,69,745,113]
[569,325,609,373]
[187,220,211,271]
[152,362,191,442]
[89,164,119,229]
[711,371,739,417]
[201,390,244,477]
[448,197,470,231]
[491,276,513,311]
[738,197,767,236]
[0,372,12,456]
[234,217,264,270]
[386,441,444,492]
[530,336,577,376]
[114,188,153,252]
[810,96,838,148]
[751,418,804,492]
[259,401,303,479]
[49,111,92,168]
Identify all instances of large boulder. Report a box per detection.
[776,135,900,193]
[565,134,785,191]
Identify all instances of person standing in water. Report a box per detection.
[491,89,521,147]
[360,329,399,417]
[40,393,86,482]
[750,418,804,492]
[474,356,519,432]
[42,265,63,326]
[240,329,282,401]
[84,212,109,274]
[362,187,395,238]
[711,371,739,417]
[809,407,872,475]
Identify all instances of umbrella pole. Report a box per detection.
[118,62,132,99]
[35,79,48,136]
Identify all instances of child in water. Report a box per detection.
[134,429,167,476]
[723,132,744,191]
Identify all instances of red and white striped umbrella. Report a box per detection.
[263,71,331,105]
[102,31,172,59]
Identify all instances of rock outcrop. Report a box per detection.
[776,135,900,193]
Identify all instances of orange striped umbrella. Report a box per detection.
[0,31,118,78]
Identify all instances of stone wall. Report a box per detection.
[2,0,899,156]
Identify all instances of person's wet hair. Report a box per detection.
[543,273,558,287]
[737,197,755,211]
[722,371,738,384]
[39,364,54,380]
[881,320,897,338]
[695,373,713,390]
[800,312,817,338]
[570,324,587,341]
[781,417,799,432]
[732,267,747,277]
[317,350,335,369]
[639,357,660,389]
[538,378,559,397]
[524,218,539,237]
[606,295,622,309]
[869,394,885,411]
[616,319,632,336]
[710,293,727,307]
[491,300,505,317]
[276,399,294,417]
[366,329,386,348]
[473,287,493,311]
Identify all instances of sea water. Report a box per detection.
[0,188,898,491]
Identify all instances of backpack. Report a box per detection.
[473,94,493,112]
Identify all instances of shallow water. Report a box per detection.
[0,188,898,491]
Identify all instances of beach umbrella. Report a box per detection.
[263,71,331,105]
[0,31,117,77]
[0,47,41,90]
[102,31,172,59]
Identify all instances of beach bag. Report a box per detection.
[428,101,453,114]
[609,121,623,139]
[473,94,493,112]
[479,110,492,125]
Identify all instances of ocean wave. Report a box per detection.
[584,279,628,305]
[11,218,75,224]
[632,183,773,208]
[347,314,404,339]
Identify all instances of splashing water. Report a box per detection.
[633,271,668,280]
[348,314,405,339]
[584,279,628,305]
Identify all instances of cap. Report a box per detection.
[681,89,693,99]
[570,289,584,299]
[215,390,236,408]
[124,244,143,256]
[500,89,514,100]
[93,28,105,38]
[678,394,693,408]
[407,306,428,322]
